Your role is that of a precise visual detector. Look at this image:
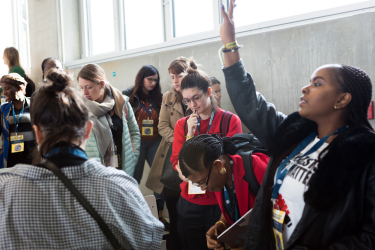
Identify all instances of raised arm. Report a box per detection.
[220,0,286,149]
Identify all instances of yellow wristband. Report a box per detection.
[216,220,226,229]
[225,41,238,49]
[186,134,192,140]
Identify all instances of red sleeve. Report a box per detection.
[226,114,243,137]
[171,118,187,170]
[252,152,269,185]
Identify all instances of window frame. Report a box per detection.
[68,0,375,69]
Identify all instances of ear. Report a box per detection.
[85,120,93,140]
[336,92,352,109]
[99,80,106,89]
[213,158,224,172]
[207,87,212,98]
[33,125,43,144]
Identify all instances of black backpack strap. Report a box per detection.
[240,150,261,196]
[219,111,233,136]
[41,160,124,250]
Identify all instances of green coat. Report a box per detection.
[86,95,140,176]
[9,66,25,78]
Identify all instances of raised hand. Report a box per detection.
[220,0,240,67]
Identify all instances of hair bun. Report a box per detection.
[46,68,72,92]
[189,59,198,70]
[186,67,198,74]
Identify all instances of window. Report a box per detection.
[224,0,369,27]
[16,0,30,68]
[0,0,14,76]
[123,0,164,50]
[172,0,214,37]
[86,0,116,55]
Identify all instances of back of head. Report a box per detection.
[77,63,106,84]
[210,77,220,85]
[168,57,197,75]
[33,68,89,158]
[3,47,21,68]
[333,65,373,131]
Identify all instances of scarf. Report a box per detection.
[83,83,127,167]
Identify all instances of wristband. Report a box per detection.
[222,45,243,53]
[186,134,192,140]
[225,41,238,49]
[216,220,227,229]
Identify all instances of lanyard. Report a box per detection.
[272,125,347,199]
[12,99,25,134]
[140,102,152,117]
[45,146,88,159]
[197,109,215,135]
[223,156,240,223]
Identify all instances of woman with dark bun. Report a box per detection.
[221,1,375,249]
[0,69,164,249]
[78,63,140,175]
[0,73,35,168]
[171,64,243,250]
[178,134,269,249]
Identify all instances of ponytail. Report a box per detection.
[178,134,237,178]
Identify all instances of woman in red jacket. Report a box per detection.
[178,134,269,249]
[171,67,242,250]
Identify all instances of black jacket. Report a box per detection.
[122,87,160,114]
[223,60,375,250]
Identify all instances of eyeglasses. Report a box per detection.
[182,93,204,105]
[146,77,158,83]
[191,162,214,189]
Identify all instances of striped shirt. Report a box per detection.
[0,158,164,249]
[6,101,35,167]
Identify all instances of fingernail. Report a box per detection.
[221,4,224,9]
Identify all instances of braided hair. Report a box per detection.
[333,65,373,131]
[178,134,237,178]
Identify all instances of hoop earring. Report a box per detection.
[220,167,226,175]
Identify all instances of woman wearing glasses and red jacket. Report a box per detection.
[171,67,242,250]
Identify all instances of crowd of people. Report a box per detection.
[0,0,374,249]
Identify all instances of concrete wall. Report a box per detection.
[68,11,375,129]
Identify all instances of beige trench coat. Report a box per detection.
[146,88,190,194]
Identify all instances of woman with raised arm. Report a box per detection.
[0,69,164,249]
[219,1,375,249]
[171,66,242,250]
[78,64,140,175]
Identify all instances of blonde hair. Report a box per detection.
[3,47,22,70]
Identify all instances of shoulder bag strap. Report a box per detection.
[41,160,124,250]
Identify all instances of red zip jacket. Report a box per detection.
[215,153,269,225]
[171,108,242,205]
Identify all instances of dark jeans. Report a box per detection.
[177,196,221,250]
[166,195,183,250]
[134,135,165,210]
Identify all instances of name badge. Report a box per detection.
[142,119,154,136]
[187,180,206,195]
[10,134,24,153]
[273,208,286,250]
